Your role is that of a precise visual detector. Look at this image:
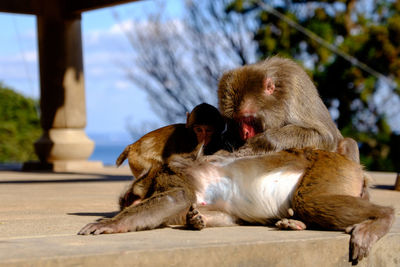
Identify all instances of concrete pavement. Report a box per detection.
[0,167,399,266]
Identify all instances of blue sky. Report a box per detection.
[0,1,183,142]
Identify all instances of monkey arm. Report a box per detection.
[78,188,193,235]
[243,125,337,152]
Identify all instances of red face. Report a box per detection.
[193,125,215,146]
[237,116,262,141]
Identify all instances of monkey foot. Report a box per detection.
[275,218,306,230]
[186,206,206,230]
[345,221,379,263]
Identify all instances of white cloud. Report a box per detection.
[115,80,131,90]
[24,50,37,62]
[0,50,37,64]
[109,19,135,35]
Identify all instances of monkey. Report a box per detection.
[218,56,344,155]
[185,103,225,156]
[116,103,225,178]
[116,103,225,209]
[78,146,394,264]
[337,136,360,163]
[217,57,367,197]
[79,149,200,235]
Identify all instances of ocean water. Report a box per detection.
[87,132,139,166]
[89,144,128,166]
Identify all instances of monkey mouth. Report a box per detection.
[238,117,262,140]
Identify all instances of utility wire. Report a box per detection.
[257,1,395,87]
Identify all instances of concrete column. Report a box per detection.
[28,9,102,171]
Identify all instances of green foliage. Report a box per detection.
[0,83,41,162]
[230,0,400,171]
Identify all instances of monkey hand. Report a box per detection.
[235,135,275,157]
[275,218,306,230]
[234,145,261,157]
[345,221,380,263]
[78,218,127,235]
[213,149,232,156]
[186,205,206,230]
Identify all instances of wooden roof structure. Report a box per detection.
[0,0,140,15]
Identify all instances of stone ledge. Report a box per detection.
[0,225,399,267]
[0,169,398,267]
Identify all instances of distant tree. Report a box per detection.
[0,83,41,162]
[114,0,258,123]
[117,0,399,171]
[230,0,400,171]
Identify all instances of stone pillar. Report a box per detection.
[26,7,102,171]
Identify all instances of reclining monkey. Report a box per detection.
[79,142,394,264]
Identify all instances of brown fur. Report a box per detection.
[79,148,394,263]
[186,149,394,264]
[116,124,198,178]
[117,103,225,210]
[218,56,343,153]
[78,150,199,234]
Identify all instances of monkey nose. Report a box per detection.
[241,124,256,140]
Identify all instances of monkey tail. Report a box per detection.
[360,171,373,200]
[116,145,131,167]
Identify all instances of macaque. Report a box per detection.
[79,147,394,264]
[218,56,344,154]
[116,103,225,209]
[185,103,225,155]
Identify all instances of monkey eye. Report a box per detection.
[239,116,263,133]
[241,116,256,125]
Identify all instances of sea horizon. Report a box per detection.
[89,143,128,166]
[87,131,139,166]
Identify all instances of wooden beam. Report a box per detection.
[67,0,142,13]
[0,0,143,15]
[0,0,39,15]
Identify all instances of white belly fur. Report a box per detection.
[197,169,303,224]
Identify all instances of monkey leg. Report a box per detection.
[293,195,395,263]
[118,182,142,211]
[119,164,164,210]
[78,188,192,235]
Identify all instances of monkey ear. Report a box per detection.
[263,77,275,95]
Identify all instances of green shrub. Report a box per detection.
[0,83,41,162]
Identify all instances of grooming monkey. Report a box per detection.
[116,103,225,209]
[79,145,394,263]
[217,56,367,195]
[218,56,345,155]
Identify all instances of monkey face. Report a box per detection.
[193,125,215,146]
[234,95,264,141]
[235,116,263,141]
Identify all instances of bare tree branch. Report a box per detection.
[113,0,257,123]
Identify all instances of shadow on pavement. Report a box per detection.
[68,211,119,218]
